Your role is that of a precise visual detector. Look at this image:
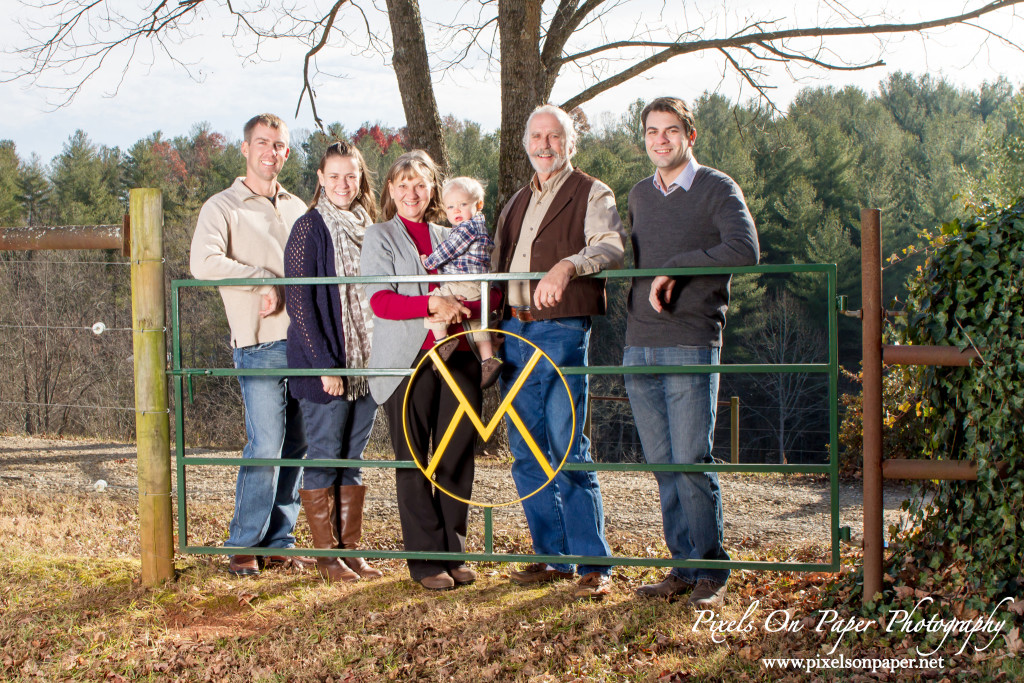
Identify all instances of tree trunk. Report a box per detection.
[497,0,545,208]
[385,0,449,173]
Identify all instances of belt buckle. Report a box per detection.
[512,306,534,322]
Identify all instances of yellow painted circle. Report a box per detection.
[400,328,576,508]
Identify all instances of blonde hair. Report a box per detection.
[380,150,445,223]
[441,176,485,206]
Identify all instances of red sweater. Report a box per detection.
[369,216,492,350]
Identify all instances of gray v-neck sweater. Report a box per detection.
[625,167,759,348]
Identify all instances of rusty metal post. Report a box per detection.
[883,345,980,366]
[882,459,978,480]
[0,224,129,255]
[861,208,884,606]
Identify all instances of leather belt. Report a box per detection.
[510,306,536,322]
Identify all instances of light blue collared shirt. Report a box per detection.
[652,157,700,196]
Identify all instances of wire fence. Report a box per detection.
[0,252,136,438]
[0,251,835,466]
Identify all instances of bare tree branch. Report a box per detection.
[5,0,1023,201]
[5,0,209,106]
[541,0,608,68]
[962,19,1024,52]
[719,48,781,115]
[754,41,884,71]
[295,1,350,131]
[430,14,499,72]
[561,0,1024,111]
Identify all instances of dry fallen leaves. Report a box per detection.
[236,591,258,606]
[1004,627,1023,654]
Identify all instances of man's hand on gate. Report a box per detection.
[533,260,575,309]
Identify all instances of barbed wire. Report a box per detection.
[0,323,132,332]
[0,260,130,266]
[0,400,133,412]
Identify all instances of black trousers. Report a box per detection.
[383,350,481,580]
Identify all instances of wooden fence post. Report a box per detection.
[130,189,174,585]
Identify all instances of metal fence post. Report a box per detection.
[861,208,884,606]
[131,188,174,585]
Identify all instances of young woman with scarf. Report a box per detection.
[284,141,384,583]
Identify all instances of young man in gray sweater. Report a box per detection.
[624,96,759,607]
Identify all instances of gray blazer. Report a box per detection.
[360,215,451,403]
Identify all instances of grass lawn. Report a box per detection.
[1,489,1017,681]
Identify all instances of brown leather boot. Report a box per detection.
[337,484,384,579]
[299,488,359,583]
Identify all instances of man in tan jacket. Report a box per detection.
[190,113,309,577]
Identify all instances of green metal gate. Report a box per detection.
[169,263,841,574]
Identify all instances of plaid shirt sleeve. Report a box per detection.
[423,213,490,271]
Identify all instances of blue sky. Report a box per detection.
[2,0,1022,161]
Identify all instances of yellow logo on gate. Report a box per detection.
[401,328,575,508]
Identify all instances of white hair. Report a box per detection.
[441,176,486,205]
[521,104,577,159]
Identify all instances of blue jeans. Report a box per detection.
[623,345,730,584]
[298,393,377,490]
[226,341,306,550]
[499,316,612,576]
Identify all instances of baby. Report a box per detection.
[421,176,502,388]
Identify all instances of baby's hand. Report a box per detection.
[420,255,429,266]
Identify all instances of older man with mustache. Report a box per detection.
[492,104,626,601]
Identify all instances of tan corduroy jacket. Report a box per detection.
[189,177,308,348]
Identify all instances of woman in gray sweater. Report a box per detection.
[360,151,484,591]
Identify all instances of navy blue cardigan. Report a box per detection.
[284,209,347,403]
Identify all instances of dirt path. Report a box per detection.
[0,435,919,553]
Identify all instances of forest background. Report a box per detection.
[2,71,1022,467]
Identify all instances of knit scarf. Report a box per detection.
[316,193,374,400]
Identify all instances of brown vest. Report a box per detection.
[496,168,607,321]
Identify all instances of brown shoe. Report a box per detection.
[228,555,259,577]
[419,572,455,591]
[264,551,314,571]
[299,488,359,583]
[338,485,384,579]
[573,572,612,601]
[343,555,383,579]
[688,579,727,608]
[480,357,503,389]
[509,562,574,586]
[636,573,692,599]
[449,565,477,585]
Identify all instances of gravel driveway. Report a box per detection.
[0,435,919,555]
